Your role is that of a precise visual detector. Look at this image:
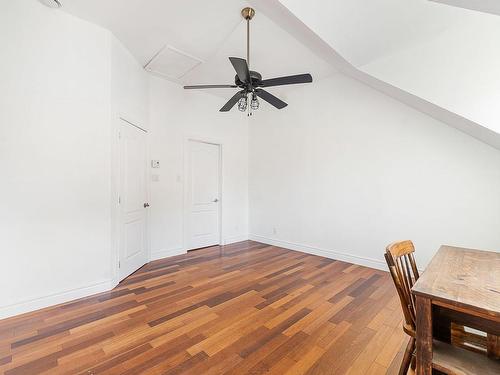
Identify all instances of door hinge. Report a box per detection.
[118,196,121,204]
[118,261,121,268]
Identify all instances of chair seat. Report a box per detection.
[432,340,500,375]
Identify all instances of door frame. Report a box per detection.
[183,137,223,252]
[111,115,151,285]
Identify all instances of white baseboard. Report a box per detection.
[222,234,249,245]
[150,247,186,261]
[0,280,115,320]
[150,237,249,261]
[249,234,387,271]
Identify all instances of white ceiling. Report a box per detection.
[269,0,500,148]
[61,0,335,95]
[278,0,460,67]
[61,0,500,148]
[430,0,500,16]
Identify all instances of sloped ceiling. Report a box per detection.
[263,0,500,149]
[271,0,457,67]
[430,0,500,16]
[61,0,500,149]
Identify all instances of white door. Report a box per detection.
[119,121,148,280]
[186,140,221,250]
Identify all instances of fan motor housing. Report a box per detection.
[235,71,262,87]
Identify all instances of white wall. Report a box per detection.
[0,0,113,318]
[0,1,249,319]
[111,38,150,129]
[249,73,500,269]
[148,77,249,260]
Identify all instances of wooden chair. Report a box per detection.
[384,241,498,375]
[384,240,419,375]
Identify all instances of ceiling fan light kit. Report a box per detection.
[238,95,248,112]
[184,8,313,114]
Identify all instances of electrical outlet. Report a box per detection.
[272,227,277,235]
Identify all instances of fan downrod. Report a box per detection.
[241,7,255,20]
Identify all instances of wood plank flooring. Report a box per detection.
[0,241,407,374]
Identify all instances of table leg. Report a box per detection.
[487,334,500,359]
[416,295,433,375]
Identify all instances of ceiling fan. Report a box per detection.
[184,7,313,114]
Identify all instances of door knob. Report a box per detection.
[144,203,150,208]
[213,198,219,203]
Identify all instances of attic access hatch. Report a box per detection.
[145,45,203,80]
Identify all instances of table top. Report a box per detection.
[412,245,500,318]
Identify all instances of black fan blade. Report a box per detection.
[261,73,312,87]
[229,57,251,84]
[220,91,244,112]
[184,84,237,89]
[255,89,288,109]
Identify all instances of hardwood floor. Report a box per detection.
[0,241,408,374]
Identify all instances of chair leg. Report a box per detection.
[399,337,415,375]
[409,338,416,370]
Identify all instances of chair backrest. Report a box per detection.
[385,240,420,335]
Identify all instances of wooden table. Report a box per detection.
[411,245,500,374]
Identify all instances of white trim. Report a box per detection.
[0,280,116,320]
[110,115,121,288]
[249,234,387,271]
[150,247,186,261]
[222,234,249,245]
